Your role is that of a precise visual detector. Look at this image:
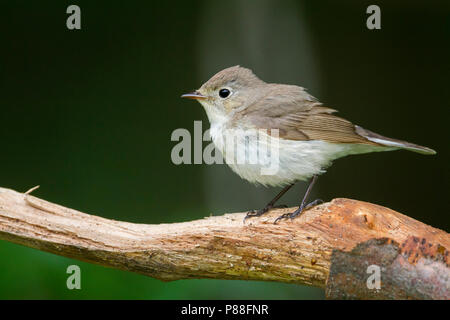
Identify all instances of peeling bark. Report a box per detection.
[326,237,449,299]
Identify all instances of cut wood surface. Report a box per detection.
[0,186,448,299]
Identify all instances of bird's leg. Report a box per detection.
[244,183,295,222]
[274,175,322,224]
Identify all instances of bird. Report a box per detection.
[181,66,436,223]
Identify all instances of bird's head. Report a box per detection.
[182,66,266,123]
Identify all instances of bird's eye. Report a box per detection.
[219,88,231,98]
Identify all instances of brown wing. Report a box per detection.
[234,84,380,145]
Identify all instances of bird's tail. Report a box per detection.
[355,125,436,155]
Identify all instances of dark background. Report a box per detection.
[0,0,448,299]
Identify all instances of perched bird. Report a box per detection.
[181,66,436,223]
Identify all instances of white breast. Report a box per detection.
[210,123,338,186]
[203,103,384,187]
[210,122,388,187]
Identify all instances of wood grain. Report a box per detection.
[0,186,448,297]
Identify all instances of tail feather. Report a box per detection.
[355,125,436,155]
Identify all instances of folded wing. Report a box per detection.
[235,84,436,154]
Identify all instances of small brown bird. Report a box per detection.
[182,66,436,223]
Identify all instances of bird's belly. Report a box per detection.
[210,128,351,187]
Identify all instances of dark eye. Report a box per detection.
[219,88,231,98]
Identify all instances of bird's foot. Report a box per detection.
[273,199,323,224]
[243,204,288,223]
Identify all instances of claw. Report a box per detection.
[243,207,269,223]
[273,213,292,224]
[244,203,290,223]
[243,184,295,224]
[304,199,323,210]
[273,199,324,224]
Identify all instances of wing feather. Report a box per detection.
[233,84,379,145]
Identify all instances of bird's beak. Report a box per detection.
[181,91,207,100]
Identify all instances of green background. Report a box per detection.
[1,0,449,299]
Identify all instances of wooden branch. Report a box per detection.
[0,186,448,299]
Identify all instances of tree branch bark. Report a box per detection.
[0,186,448,299]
